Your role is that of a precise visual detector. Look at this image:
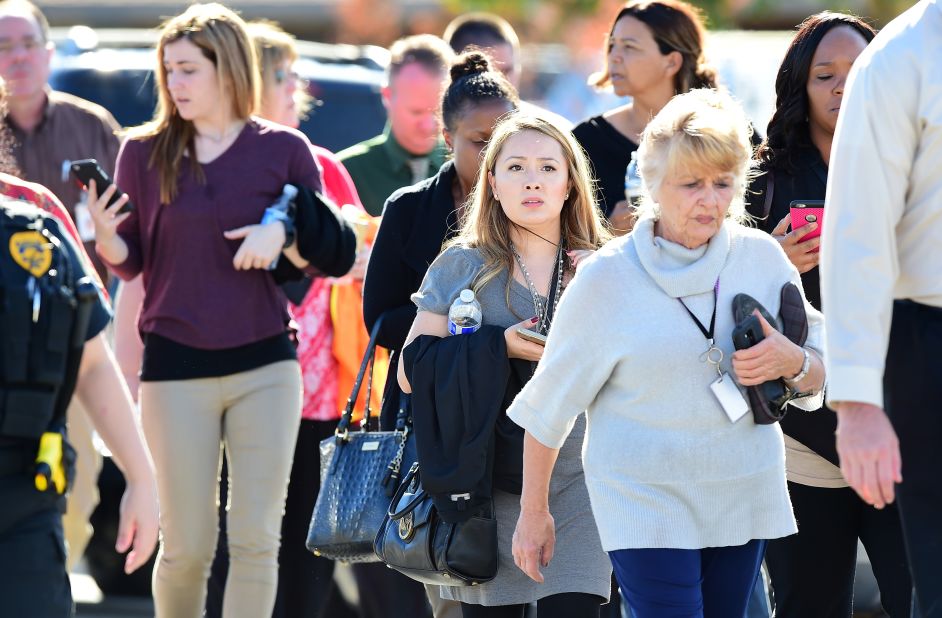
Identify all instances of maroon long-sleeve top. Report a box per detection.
[102,118,321,350]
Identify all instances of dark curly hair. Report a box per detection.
[441,50,519,133]
[758,12,875,172]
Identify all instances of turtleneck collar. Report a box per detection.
[633,215,731,298]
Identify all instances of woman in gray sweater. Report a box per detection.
[510,89,827,617]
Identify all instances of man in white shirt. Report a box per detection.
[821,1,942,614]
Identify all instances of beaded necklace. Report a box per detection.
[509,240,564,336]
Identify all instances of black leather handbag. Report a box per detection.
[306,316,416,562]
[731,283,810,425]
[374,462,499,586]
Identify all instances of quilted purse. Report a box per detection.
[374,462,499,586]
[306,315,416,562]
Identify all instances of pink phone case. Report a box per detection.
[790,204,824,253]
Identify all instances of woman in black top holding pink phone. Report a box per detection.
[746,13,911,617]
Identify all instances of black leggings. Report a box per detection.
[765,481,912,617]
[459,593,603,618]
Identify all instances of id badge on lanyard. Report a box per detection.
[680,279,749,423]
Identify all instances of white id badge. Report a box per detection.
[710,373,749,422]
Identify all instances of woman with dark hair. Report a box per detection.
[572,0,717,232]
[362,51,519,618]
[364,51,519,432]
[747,12,912,617]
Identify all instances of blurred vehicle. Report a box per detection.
[49,26,388,599]
[49,26,389,152]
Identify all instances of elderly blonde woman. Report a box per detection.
[509,89,826,618]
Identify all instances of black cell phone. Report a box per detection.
[70,158,134,214]
[731,314,792,410]
[732,315,764,350]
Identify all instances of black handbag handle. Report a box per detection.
[335,314,384,440]
[387,463,426,520]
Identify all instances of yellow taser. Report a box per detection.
[34,432,66,494]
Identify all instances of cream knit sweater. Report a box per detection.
[508,217,825,551]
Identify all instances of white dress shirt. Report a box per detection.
[821,0,942,408]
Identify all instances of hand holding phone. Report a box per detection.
[789,200,824,253]
[516,328,547,346]
[70,159,134,214]
[732,315,765,351]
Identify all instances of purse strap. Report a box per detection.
[387,462,425,520]
[762,169,776,220]
[335,314,384,441]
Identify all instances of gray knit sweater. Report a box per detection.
[507,217,826,551]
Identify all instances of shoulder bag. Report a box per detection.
[374,462,498,586]
[306,315,416,562]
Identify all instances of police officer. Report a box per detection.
[0,195,157,616]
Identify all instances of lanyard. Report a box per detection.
[679,279,723,377]
[678,279,719,344]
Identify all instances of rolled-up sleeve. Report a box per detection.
[790,277,827,412]
[507,257,619,449]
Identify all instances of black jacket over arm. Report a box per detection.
[746,147,836,465]
[402,327,530,523]
[362,161,459,428]
[273,185,357,290]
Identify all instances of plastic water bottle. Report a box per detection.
[267,183,299,217]
[624,151,643,206]
[260,184,299,269]
[448,289,482,335]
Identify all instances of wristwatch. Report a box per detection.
[262,207,296,249]
[784,347,811,385]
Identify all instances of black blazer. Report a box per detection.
[362,160,460,428]
[403,327,530,523]
[274,185,357,292]
[746,147,836,465]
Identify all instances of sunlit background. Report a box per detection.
[40,0,912,150]
[32,2,914,616]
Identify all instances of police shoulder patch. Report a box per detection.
[10,230,53,277]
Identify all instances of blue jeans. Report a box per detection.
[610,540,767,618]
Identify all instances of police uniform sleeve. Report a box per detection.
[47,218,112,341]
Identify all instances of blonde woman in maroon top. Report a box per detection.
[89,5,319,617]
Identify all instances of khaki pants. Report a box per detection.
[141,361,302,618]
[426,583,463,618]
[62,399,102,570]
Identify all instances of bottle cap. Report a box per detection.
[459,289,475,303]
[282,184,299,199]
